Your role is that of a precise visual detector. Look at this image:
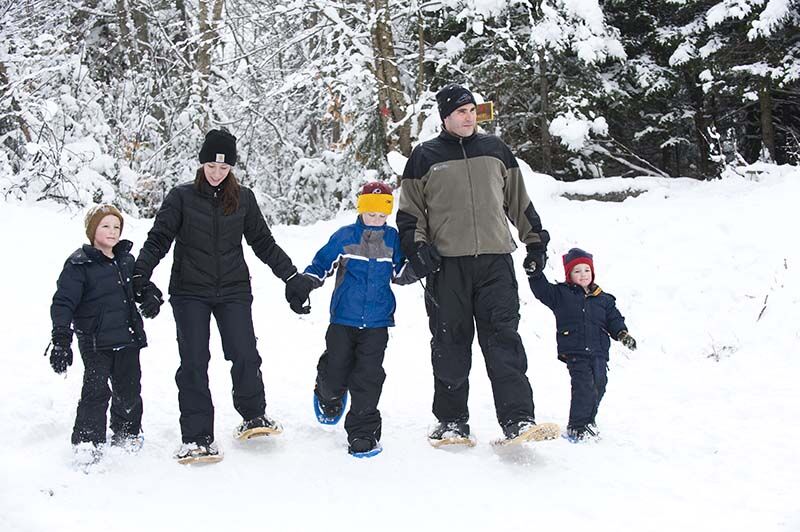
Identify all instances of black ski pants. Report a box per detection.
[425,254,535,427]
[563,354,608,429]
[171,294,266,444]
[72,345,142,445]
[315,324,388,444]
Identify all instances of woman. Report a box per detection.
[134,129,314,463]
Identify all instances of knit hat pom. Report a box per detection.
[84,204,124,243]
[357,181,394,215]
[562,248,594,284]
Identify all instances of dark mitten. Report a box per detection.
[618,331,637,351]
[139,282,163,319]
[285,273,314,314]
[408,243,441,278]
[49,328,73,375]
[523,244,548,277]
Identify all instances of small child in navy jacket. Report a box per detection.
[529,248,637,442]
[284,182,417,457]
[48,205,157,462]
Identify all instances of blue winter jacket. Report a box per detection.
[303,218,417,328]
[529,273,627,360]
[51,240,147,353]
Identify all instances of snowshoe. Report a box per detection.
[562,424,600,444]
[492,421,560,447]
[314,391,348,425]
[427,421,476,448]
[110,432,144,452]
[234,414,283,441]
[348,438,383,459]
[72,442,103,471]
[174,441,223,465]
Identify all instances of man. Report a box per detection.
[397,83,554,445]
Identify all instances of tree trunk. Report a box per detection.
[683,70,714,178]
[416,8,426,135]
[538,47,552,174]
[369,0,411,157]
[197,0,225,130]
[759,79,777,162]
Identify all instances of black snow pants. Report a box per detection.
[72,345,142,445]
[425,254,535,427]
[171,294,266,445]
[563,354,608,429]
[315,324,388,445]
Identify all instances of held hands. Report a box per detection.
[133,275,163,319]
[48,328,73,375]
[618,331,637,351]
[523,244,547,277]
[285,272,314,315]
[408,243,442,278]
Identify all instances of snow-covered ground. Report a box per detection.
[1,163,798,531]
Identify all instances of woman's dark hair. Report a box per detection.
[195,167,240,215]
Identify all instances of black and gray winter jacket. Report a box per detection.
[397,129,548,257]
[134,179,297,298]
[51,240,147,353]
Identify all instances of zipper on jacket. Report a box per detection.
[213,189,221,297]
[459,137,480,255]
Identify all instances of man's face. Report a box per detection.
[443,103,477,138]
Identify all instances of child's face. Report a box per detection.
[362,212,387,227]
[569,263,593,288]
[203,162,231,186]
[93,214,121,250]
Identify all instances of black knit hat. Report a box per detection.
[199,129,237,166]
[436,84,477,120]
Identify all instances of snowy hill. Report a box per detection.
[1,164,798,532]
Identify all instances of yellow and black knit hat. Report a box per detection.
[357,181,394,215]
[84,204,124,243]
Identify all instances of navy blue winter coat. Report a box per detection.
[51,240,147,353]
[529,273,627,360]
[303,217,417,328]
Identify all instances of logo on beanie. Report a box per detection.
[216,153,225,163]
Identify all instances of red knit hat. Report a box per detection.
[357,181,394,214]
[562,248,594,284]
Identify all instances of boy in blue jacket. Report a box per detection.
[285,182,417,457]
[528,248,637,442]
[48,205,157,463]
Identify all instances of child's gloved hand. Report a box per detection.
[523,244,547,277]
[285,272,314,314]
[618,331,637,351]
[48,328,73,374]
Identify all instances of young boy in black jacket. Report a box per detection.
[528,248,637,442]
[48,205,154,463]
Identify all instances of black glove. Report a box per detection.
[523,244,547,277]
[138,281,163,319]
[285,273,314,314]
[618,331,637,351]
[49,328,73,375]
[408,243,441,278]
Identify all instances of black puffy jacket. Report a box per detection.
[135,178,296,297]
[51,240,147,352]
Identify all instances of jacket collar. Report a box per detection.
[70,240,133,264]
[355,216,386,231]
[197,176,227,198]
[438,128,477,144]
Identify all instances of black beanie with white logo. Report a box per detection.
[199,129,237,166]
